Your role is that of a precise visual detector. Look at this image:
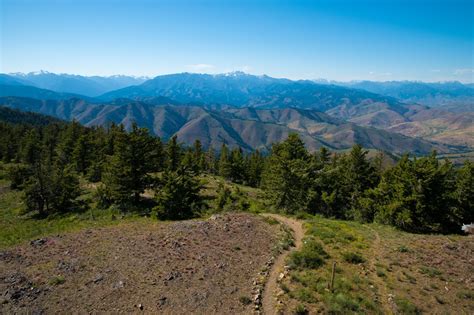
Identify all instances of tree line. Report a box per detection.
[0,118,472,233]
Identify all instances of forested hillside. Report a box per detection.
[0,108,472,234]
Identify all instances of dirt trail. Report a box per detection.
[261,214,304,315]
[367,227,392,314]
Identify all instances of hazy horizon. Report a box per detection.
[3,69,474,85]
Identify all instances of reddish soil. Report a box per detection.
[0,213,281,314]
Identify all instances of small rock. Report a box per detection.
[93,274,104,283]
[157,296,167,306]
[30,238,47,247]
[278,272,285,281]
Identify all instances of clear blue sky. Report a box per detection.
[1,0,473,82]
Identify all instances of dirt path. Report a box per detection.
[367,227,392,314]
[261,214,304,315]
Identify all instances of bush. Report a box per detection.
[239,296,252,305]
[395,297,421,315]
[49,275,65,285]
[397,245,410,253]
[419,266,442,277]
[289,239,328,269]
[456,290,474,300]
[342,252,365,264]
[294,304,308,315]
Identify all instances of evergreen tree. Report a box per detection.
[72,133,93,174]
[218,143,232,179]
[153,167,203,220]
[455,161,474,224]
[21,129,41,165]
[246,149,264,187]
[318,146,331,166]
[166,135,181,171]
[230,147,245,183]
[205,147,217,174]
[23,149,80,216]
[262,134,310,214]
[372,153,459,233]
[102,124,155,206]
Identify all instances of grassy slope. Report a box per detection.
[280,216,473,314]
[0,178,148,248]
[0,167,265,248]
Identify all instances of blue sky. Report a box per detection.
[1,0,473,82]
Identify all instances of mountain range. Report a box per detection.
[0,71,472,154]
[335,80,474,112]
[4,71,148,97]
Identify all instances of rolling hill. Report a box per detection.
[0,97,465,155]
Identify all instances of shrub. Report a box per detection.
[289,239,328,269]
[395,297,421,315]
[456,290,474,300]
[49,275,65,285]
[294,304,308,315]
[342,252,365,264]
[419,266,442,278]
[239,296,252,305]
[397,245,410,253]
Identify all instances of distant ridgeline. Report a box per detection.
[0,106,472,234]
[1,72,473,154]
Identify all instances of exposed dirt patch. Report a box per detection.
[0,213,280,314]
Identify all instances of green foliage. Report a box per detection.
[394,297,421,315]
[218,143,232,179]
[6,164,32,189]
[372,153,463,233]
[262,134,311,214]
[48,275,66,285]
[166,135,181,171]
[102,124,157,207]
[153,168,203,220]
[294,303,309,314]
[456,290,474,300]
[397,245,410,253]
[342,252,365,264]
[289,239,328,269]
[23,151,80,216]
[419,266,442,277]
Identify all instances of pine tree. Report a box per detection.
[72,133,93,174]
[455,161,474,224]
[218,143,232,179]
[319,146,331,166]
[21,129,41,165]
[205,147,217,174]
[230,147,245,183]
[24,149,80,216]
[166,135,181,171]
[102,124,155,206]
[153,167,203,220]
[262,134,310,214]
[246,149,264,187]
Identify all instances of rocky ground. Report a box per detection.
[0,213,281,314]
